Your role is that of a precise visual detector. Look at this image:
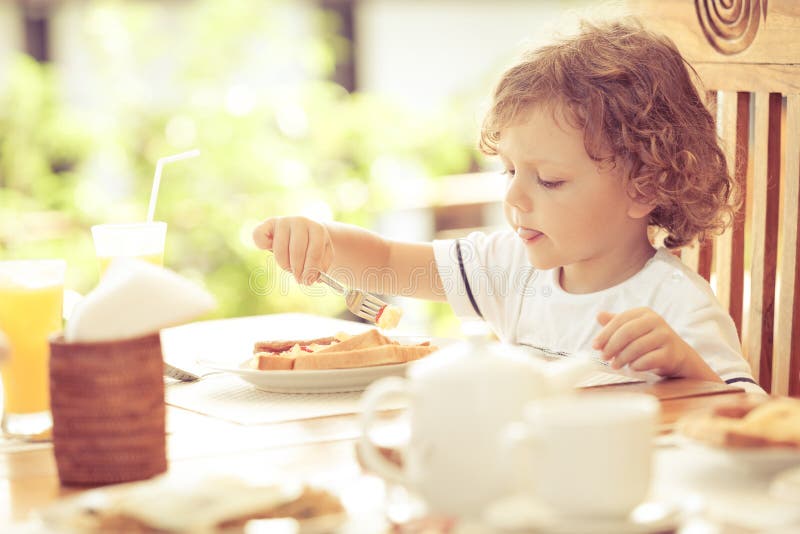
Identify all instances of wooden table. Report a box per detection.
[0,314,759,531]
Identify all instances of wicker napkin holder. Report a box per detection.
[49,332,167,486]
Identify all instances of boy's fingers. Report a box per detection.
[597,311,615,326]
[593,308,650,353]
[302,224,332,284]
[602,318,656,361]
[271,218,291,272]
[628,348,667,373]
[593,311,623,351]
[288,221,310,283]
[252,219,276,250]
[608,330,659,369]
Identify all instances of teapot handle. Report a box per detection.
[359,376,408,485]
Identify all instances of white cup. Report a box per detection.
[91,222,167,276]
[504,392,659,518]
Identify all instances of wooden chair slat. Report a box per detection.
[697,240,713,282]
[693,91,717,284]
[774,94,800,395]
[745,92,768,386]
[763,94,783,392]
[714,92,749,338]
[680,239,713,281]
[746,93,782,392]
[729,93,749,340]
[712,90,732,309]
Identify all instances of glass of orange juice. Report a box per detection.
[91,222,167,276]
[0,259,66,439]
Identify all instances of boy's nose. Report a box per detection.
[504,175,533,213]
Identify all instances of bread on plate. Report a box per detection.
[678,397,800,448]
[252,329,436,371]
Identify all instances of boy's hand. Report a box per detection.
[252,216,334,285]
[592,307,719,381]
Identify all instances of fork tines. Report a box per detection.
[163,362,201,382]
[357,293,387,322]
[318,272,387,324]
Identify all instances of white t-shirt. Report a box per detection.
[433,230,763,394]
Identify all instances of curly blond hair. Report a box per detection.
[480,20,738,248]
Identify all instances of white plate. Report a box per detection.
[198,336,451,394]
[677,435,800,475]
[483,494,681,534]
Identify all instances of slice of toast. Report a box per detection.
[256,353,296,370]
[252,329,437,371]
[253,331,391,359]
[253,336,337,354]
[293,344,436,370]
[678,398,800,449]
[314,329,394,354]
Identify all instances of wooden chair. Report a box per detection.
[630,0,800,395]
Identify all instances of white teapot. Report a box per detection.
[358,326,593,518]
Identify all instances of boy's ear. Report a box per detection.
[627,197,657,220]
[622,177,657,219]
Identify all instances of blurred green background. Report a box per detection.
[0,0,597,335]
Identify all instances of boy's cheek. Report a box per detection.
[502,204,515,228]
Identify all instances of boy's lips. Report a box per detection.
[517,227,543,241]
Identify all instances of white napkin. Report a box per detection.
[65,258,216,342]
[104,473,302,532]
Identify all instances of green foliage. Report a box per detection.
[0,55,96,290]
[0,55,89,208]
[0,0,476,334]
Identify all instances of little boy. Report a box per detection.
[253,21,762,393]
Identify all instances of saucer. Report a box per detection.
[484,494,681,533]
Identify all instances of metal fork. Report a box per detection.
[163,362,222,382]
[317,272,387,323]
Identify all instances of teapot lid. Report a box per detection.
[406,320,594,393]
[407,321,532,380]
[460,319,494,340]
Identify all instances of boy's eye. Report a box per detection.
[501,169,516,177]
[537,177,564,189]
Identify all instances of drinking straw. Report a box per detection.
[146,149,201,222]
